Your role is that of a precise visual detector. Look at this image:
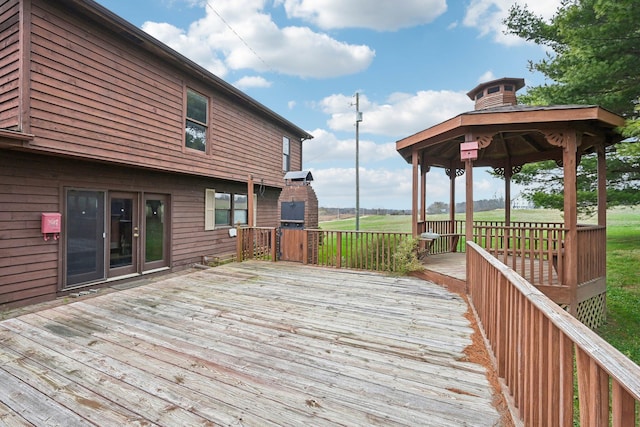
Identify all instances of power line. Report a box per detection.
[205,1,273,72]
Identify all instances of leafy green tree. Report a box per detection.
[503,0,639,211]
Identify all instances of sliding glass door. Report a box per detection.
[143,194,169,271]
[65,190,169,288]
[65,190,106,287]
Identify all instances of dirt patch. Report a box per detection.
[460,294,516,427]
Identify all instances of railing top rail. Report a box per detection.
[576,224,606,230]
[472,224,568,231]
[468,241,640,399]
[308,229,412,236]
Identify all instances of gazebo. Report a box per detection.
[396,77,626,328]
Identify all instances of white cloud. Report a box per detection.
[320,90,474,137]
[305,165,494,209]
[462,0,561,46]
[304,128,397,165]
[287,100,297,109]
[142,21,229,76]
[477,70,496,83]
[279,0,447,31]
[308,167,414,209]
[233,76,272,89]
[141,0,375,78]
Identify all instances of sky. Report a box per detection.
[95,0,562,210]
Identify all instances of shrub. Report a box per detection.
[391,237,424,275]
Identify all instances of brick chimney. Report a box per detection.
[466,77,525,110]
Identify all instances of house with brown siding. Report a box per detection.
[0,0,312,308]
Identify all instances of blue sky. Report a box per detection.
[95,0,561,209]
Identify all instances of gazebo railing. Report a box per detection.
[576,225,606,284]
[472,223,566,288]
[422,220,567,282]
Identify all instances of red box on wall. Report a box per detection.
[42,212,62,234]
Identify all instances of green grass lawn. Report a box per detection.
[321,207,640,365]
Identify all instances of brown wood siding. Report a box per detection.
[210,94,303,185]
[25,1,302,189]
[0,0,21,129]
[0,150,281,309]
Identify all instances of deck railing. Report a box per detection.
[467,241,640,426]
[237,227,412,273]
[304,229,412,271]
[236,227,277,261]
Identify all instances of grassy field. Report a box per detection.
[321,207,640,365]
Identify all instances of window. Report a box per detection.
[186,89,208,152]
[475,92,484,100]
[205,190,251,229]
[487,86,500,94]
[282,136,290,171]
[233,194,248,224]
[504,85,514,92]
[215,192,231,226]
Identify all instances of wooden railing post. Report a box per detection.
[302,229,309,265]
[336,232,342,268]
[271,227,277,262]
[236,227,244,262]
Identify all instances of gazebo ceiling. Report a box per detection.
[396,104,626,170]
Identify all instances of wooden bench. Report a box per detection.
[419,233,462,255]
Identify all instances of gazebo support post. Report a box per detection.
[464,156,474,293]
[411,149,419,237]
[449,165,456,234]
[563,131,580,316]
[420,153,427,226]
[504,159,512,226]
[597,144,607,226]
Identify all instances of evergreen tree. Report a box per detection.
[503,0,639,212]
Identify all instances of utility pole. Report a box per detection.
[355,94,360,231]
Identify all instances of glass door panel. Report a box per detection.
[109,192,138,277]
[65,190,105,287]
[144,194,169,270]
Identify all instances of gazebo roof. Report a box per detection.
[396,104,626,169]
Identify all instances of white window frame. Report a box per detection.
[282,136,290,172]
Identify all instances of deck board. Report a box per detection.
[0,261,502,426]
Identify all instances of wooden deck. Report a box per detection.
[0,261,503,426]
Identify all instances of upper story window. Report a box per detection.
[504,85,514,92]
[186,89,208,152]
[282,136,290,171]
[487,86,500,94]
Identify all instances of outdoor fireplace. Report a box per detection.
[278,171,318,230]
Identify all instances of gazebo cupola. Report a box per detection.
[466,77,525,110]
